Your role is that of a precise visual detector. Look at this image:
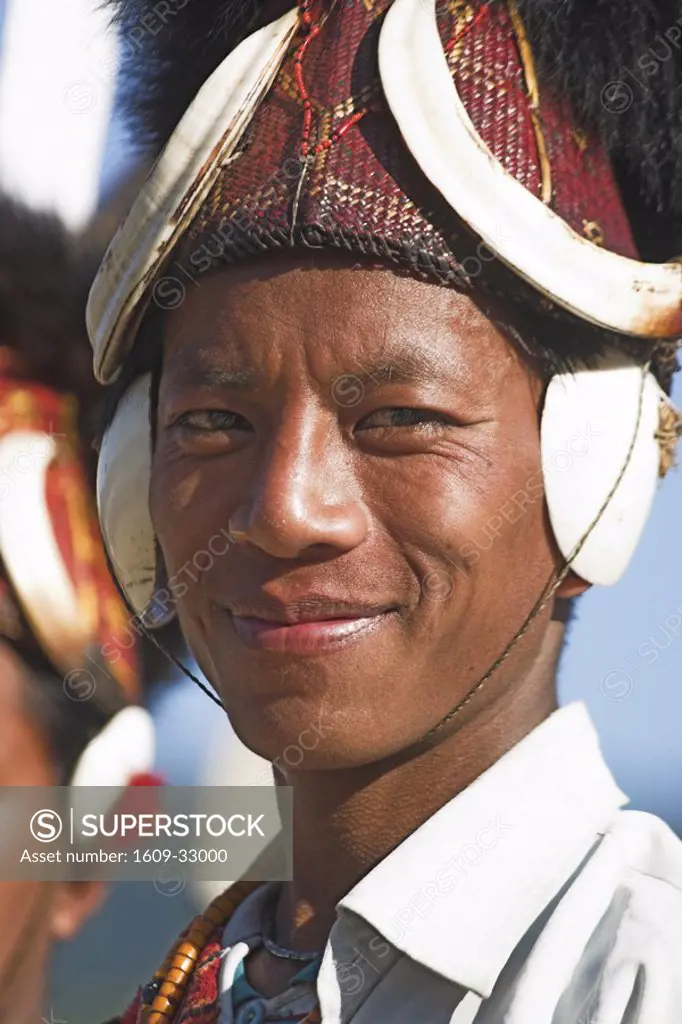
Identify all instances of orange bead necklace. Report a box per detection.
[140,880,322,1024]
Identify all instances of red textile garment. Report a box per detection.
[113,925,224,1024]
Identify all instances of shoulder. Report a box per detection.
[597,809,682,922]
[605,808,682,880]
[596,809,682,945]
[529,810,682,1023]
[574,808,682,935]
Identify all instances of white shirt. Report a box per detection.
[219,703,682,1023]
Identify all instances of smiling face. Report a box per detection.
[151,253,567,768]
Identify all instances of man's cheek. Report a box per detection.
[150,465,214,572]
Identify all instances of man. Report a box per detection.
[91,0,682,1021]
[0,194,155,1024]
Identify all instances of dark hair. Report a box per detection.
[0,197,107,474]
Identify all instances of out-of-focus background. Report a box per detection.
[0,1,679,1021]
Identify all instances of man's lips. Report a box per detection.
[222,598,398,654]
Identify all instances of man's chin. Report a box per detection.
[220,690,439,775]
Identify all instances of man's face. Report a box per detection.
[152,254,562,767]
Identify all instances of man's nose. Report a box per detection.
[228,420,369,559]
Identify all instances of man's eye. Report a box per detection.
[356,408,452,430]
[173,410,244,432]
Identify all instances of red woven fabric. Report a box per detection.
[112,927,224,1024]
[172,933,223,1023]
[177,0,637,283]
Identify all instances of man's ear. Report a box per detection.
[48,881,108,942]
[554,570,592,601]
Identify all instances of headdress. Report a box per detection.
[90,0,682,628]
[0,194,154,787]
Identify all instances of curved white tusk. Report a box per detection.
[70,706,156,789]
[378,0,682,340]
[0,432,90,670]
[97,374,158,618]
[87,6,300,385]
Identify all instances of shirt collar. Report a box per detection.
[338,702,628,999]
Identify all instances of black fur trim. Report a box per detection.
[105,0,279,154]
[0,196,102,440]
[514,0,682,261]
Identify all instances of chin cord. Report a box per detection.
[138,622,226,710]
[142,362,651,739]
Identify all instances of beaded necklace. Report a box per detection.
[140,880,322,1024]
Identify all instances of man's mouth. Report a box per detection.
[222,597,399,654]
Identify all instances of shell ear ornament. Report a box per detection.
[97,373,162,621]
[98,398,227,705]
[96,376,230,679]
[97,376,184,629]
[541,352,665,586]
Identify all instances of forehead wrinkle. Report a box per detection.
[239,295,324,347]
[164,259,520,400]
[341,346,458,388]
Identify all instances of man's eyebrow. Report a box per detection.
[164,363,254,391]
[351,351,457,386]
[164,345,462,391]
